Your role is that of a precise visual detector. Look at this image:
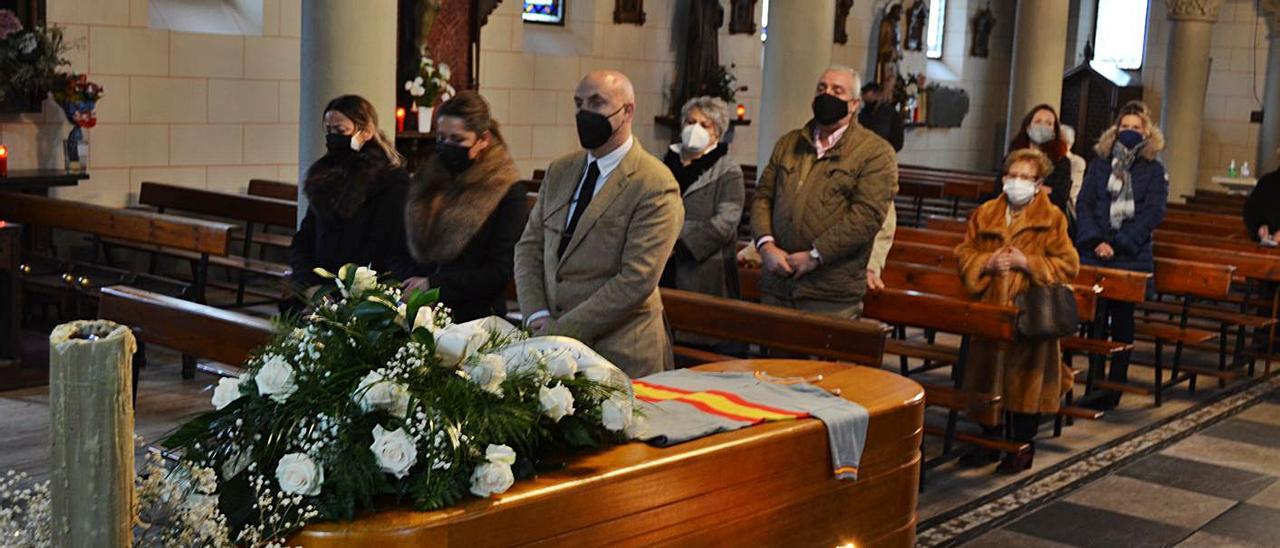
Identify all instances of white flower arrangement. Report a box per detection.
[153,263,634,544]
[403,52,456,107]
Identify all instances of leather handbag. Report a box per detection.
[1013,283,1079,340]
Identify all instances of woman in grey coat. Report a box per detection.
[659,96,746,303]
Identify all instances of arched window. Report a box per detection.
[1093,0,1150,70]
[925,0,946,59]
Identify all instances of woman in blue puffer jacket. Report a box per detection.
[1075,101,1167,410]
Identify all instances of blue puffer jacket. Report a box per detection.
[1074,155,1168,273]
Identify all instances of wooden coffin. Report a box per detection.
[294,359,924,547]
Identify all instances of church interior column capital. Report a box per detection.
[1165,0,1226,22]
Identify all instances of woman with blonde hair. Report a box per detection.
[956,147,1080,473]
[1075,100,1168,410]
[288,94,413,311]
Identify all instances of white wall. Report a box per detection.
[0,0,302,207]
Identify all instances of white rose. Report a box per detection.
[469,461,514,498]
[413,305,438,333]
[211,376,243,410]
[355,370,411,418]
[484,443,516,465]
[462,354,507,396]
[336,264,378,298]
[544,352,578,379]
[370,425,418,479]
[601,398,631,432]
[275,453,323,496]
[436,324,489,367]
[439,63,452,80]
[255,355,297,403]
[538,383,575,422]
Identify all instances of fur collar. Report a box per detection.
[1093,125,1165,160]
[405,142,521,265]
[973,191,1059,237]
[303,148,393,220]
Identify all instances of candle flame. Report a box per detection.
[0,145,8,158]
[396,108,406,119]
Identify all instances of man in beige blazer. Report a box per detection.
[514,70,684,378]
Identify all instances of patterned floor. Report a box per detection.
[917,374,1280,547]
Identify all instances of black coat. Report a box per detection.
[289,149,415,288]
[858,101,904,152]
[1245,170,1280,241]
[404,184,527,322]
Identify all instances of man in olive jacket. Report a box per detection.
[514,70,683,378]
[751,66,898,318]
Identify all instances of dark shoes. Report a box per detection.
[996,445,1036,475]
[1081,390,1121,411]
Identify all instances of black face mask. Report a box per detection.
[436,142,474,174]
[325,133,355,155]
[576,106,623,150]
[812,93,850,126]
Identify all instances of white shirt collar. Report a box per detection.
[588,135,634,174]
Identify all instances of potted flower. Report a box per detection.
[0,9,69,112]
[51,73,103,173]
[403,51,455,132]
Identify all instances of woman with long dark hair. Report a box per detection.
[1008,104,1073,221]
[402,91,528,322]
[288,95,413,307]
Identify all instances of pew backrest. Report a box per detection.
[662,287,890,366]
[247,178,298,202]
[0,193,233,256]
[140,182,297,229]
[98,286,273,367]
[1153,257,1235,300]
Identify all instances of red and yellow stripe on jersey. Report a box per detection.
[632,379,810,424]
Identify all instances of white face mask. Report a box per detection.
[1027,124,1055,145]
[350,132,366,151]
[680,123,712,153]
[1003,177,1038,206]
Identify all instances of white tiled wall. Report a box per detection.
[1142,0,1269,190]
[0,0,301,207]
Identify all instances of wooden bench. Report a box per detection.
[98,285,275,387]
[247,178,298,202]
[119,182,296,305]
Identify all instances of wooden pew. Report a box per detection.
[247,178,298,202]
[124,182,295,305]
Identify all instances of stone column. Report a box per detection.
[757,0,835,174]
[298,0,398,222]
[1259,1,1280,174]
[1006,0,1070,143]
[1161,0,1225,201]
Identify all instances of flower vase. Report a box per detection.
[417,105,434,133]
[63,126,89,173]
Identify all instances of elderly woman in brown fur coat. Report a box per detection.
[955,148,1080,474]
[403,91,528,322]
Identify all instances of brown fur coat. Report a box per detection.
[405,142,521,265]
[955,191,1081,415]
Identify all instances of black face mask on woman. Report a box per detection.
[325,133,357,155]
[436,142,474,174]
[575,106,624,149]
[812,93,850,126]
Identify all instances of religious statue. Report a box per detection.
[905,0,927,51]
[834,0,855,44]
[673,0,724,115]
[876,4,904,89]
[418,0,443,53]
[970,3,996,58]
[729,0,757,34]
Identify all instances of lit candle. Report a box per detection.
[736,104,746,121]
[0,145,8,178]
[395,108,406,133]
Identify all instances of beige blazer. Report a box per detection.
[514,139,684,378]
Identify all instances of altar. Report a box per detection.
[293,360,924,547]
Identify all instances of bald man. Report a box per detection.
[751,66,897,318]
[514,70,684,378]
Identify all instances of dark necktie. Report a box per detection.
[559,160,600,258]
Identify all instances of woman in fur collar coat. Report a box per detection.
[1075,101,1167,410]
[289,95,414,307]
[403,91,528,322]
[956,148,1080,474]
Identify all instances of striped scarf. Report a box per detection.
[1107,141,1143,230]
